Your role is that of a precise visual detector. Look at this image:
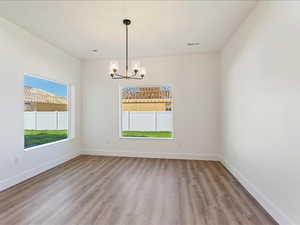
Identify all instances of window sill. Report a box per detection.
[24,138,74,152]
[119,136,176,140]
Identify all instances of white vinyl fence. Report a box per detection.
[24,111,68,130]
[122,111,172,131]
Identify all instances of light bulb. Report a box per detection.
[110,61,119,73]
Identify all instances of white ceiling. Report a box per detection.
[0,1,256,60]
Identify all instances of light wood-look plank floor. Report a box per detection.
[0,156,278,225]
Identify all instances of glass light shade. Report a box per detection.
[131,61,141,71]
[110,61,119,73]
[141,67,146,75]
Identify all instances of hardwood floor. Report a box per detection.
[0,156,278,225]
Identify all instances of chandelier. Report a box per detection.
[110,19,146,80]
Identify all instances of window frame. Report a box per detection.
[23,73,73,151]
[119,85,175,140]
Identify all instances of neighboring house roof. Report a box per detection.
[122,99,171,103]
[122,87,171,100]
[24,86,67,105]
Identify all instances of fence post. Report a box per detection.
[155,111,158,131]
[128,111,131,131]
[35,111,38,130]
[56,111,59,130]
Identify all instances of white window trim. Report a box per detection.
[119,85,175,140]
[23,73,74,151]
[24,138,74,152]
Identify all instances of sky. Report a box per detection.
[24,75,68,97]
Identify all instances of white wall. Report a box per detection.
[221,2,300,225]
[81,53,220,160]
[0,17,81,191]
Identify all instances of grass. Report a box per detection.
[24,130,68,149]
[122,131,172,138]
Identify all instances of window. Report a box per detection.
[121,86,173,139]
[24,75,69,149]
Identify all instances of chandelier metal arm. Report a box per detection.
[112,73,144,80]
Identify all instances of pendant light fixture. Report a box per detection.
[110,19,146,80]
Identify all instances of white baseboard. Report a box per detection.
[221,159,295,225]
[82,149,221,161]
[0,152,79,192]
